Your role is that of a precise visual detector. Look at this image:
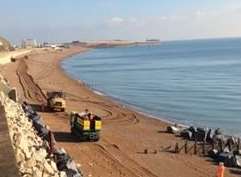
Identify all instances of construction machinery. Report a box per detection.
[70,112,102,141]
[47,91,66,112]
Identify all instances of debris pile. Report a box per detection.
[167,125,241,168]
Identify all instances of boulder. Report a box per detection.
[43,160,56,176]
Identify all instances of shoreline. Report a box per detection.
[58,48,215,134]
[59,46,241,137]
[59,49,176,125]
[60,55,175,125]
[0,46,238,177]
[58,46,172,127]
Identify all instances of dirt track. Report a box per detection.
[16,59,46,104]
[1,47,240,177]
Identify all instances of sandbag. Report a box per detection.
[33,119,45,132]
[54,149,71,171]
[206,129,215,143]
[66,160,82,177]
[180,129,192,140]
[216,152,235,167]
[196,127,207,141]
[234,155,241,168]
[208,149,219,159]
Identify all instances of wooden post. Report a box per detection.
[218,139,223,152]
[194,137,197,155]
[175,143,179,153]
[228,140,232,152]
[202,140,206,155]
[185,141,188,154]
[212,141,215,150]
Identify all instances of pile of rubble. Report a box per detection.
[0,90,82,177]
[167,125,241,168]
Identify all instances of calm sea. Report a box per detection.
[62,38,241,136]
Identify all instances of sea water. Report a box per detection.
[62,38,241,136]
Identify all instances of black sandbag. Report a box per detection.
[196,127,207,141]
[30,114,41,122]
[208,149,219,159]
[188,126,197,134]
[65,160,82,177]
[54,150,71,171]
[180,129,192,140]
[39,127,49,140]
[216,152,235,167]
[33,119,45,132]
[22,104,36,115]
[207,129,215,143]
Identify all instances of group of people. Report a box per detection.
[79,109,95,121]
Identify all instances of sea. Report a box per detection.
[62,38,241,136]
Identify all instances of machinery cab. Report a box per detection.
[70,112,102,141]
[47,91,66,112]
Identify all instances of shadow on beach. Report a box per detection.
[229,169,241,175]
[53,131,81,143]
[30,103,49,112]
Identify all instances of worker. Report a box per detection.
[79,109,89,117]
[48,131,56,156]
[216,162,225,177]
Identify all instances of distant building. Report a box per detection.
[0,36,13,52]
[71,41,87,46]
[145,39,161,44]
[22,39,38,48]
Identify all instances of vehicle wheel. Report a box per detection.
[70,128,75,136]
[94,137,100,142]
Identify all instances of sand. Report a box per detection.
[0,46,239,177]
[0,49,32,65]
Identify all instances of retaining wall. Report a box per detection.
[0,104,20,177]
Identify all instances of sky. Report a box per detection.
[1,0,241,44]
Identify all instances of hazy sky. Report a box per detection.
[1,0,241,43]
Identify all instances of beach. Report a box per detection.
[0,49,31,64]
[0,46,239,177]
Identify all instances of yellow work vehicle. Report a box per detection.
[70,112,102,141]
[47,91,66,112]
